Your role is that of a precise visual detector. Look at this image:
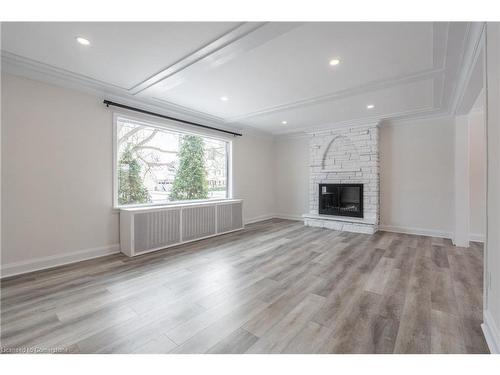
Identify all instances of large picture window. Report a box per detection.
[114,116,230,207]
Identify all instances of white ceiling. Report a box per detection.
[1,22,479,134]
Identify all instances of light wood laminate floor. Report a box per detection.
[0,219,489,354]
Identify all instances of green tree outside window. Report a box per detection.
[169,135,209,201]
[118,147,150,205]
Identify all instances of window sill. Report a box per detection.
[116,198,242,213]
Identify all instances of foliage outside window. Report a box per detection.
[116,117,229,206]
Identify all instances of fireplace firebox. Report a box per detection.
[318,183,363,218]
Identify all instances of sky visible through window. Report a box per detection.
[117,118,228,206]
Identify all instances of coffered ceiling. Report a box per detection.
[1,22,483,135]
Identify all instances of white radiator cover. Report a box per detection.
[120,200,243,257]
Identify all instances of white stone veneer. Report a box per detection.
[303,123,380,234]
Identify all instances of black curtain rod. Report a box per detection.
[103,100,242,137]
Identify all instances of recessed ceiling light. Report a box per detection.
[281,121,288,125]
[329,58,340,66]
[76,36,91,46]
[366,104,375,109]
[220,96,229,102]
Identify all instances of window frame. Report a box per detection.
[112,112,233,209]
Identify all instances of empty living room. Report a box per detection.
[1,0,500,372]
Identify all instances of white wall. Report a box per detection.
[1,73,276,273]
[2,73,119,268]
[483,22,500,354]
[379,117,455,236]
[273,118,456,238]
[469,109,487,240]
[453,115,470,247]
[232,130,276,223]
[273,136,309,219]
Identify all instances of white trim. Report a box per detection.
[306,121,381,136]
[311,168,361,173]
[452,114,471,248]
[274,132,310,140]
[246,217,457,240]
[382,112,454,127]
[274,110,451,138]
[469,106,485,115]
[271,106,436,136]
[451,23,486,115]
[1,244,120,279]
[120,199,242,213]
[227,141,234,199]
[303,213,376,225]
[129,22,267,94]
[226,68,444,123]
[274,214,304,221]
[134,22,301,97]
[244,214,276,225]
[470,233,486,243]
[379,224,453,239]
[482,309,500,354]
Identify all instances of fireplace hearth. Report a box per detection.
[319,183,363,218]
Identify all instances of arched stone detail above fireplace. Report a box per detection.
[321,134,360,172]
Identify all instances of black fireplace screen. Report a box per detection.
[318,183,363,218]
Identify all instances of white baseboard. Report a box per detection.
[244,214,277,225]
[1,244,120,278]
[244,213,304,225]
[470,233,486,243]
[274,213,303,221]
[378,224,452,239]
[482,309,500,354]
[247,218,456,240]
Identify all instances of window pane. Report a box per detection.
[116,119,228,206]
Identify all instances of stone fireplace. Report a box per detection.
[303,123,379,234]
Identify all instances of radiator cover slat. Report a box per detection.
[134,209,180,252]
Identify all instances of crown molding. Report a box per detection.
[269,104,437,136]
[305,121,380,136]
[274,107,453,139]
[225,68,443,123]
[449,22,486,115]
[381,110,453,127]
[1,52,246,135]
[468,106,485,115]
[129,22,266,94]
[273,132,310,140]
[149,96,226,124]
[433,22,450,71]
[434,23,450,108]
[2,51,127,93]
[137,22,304,96]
